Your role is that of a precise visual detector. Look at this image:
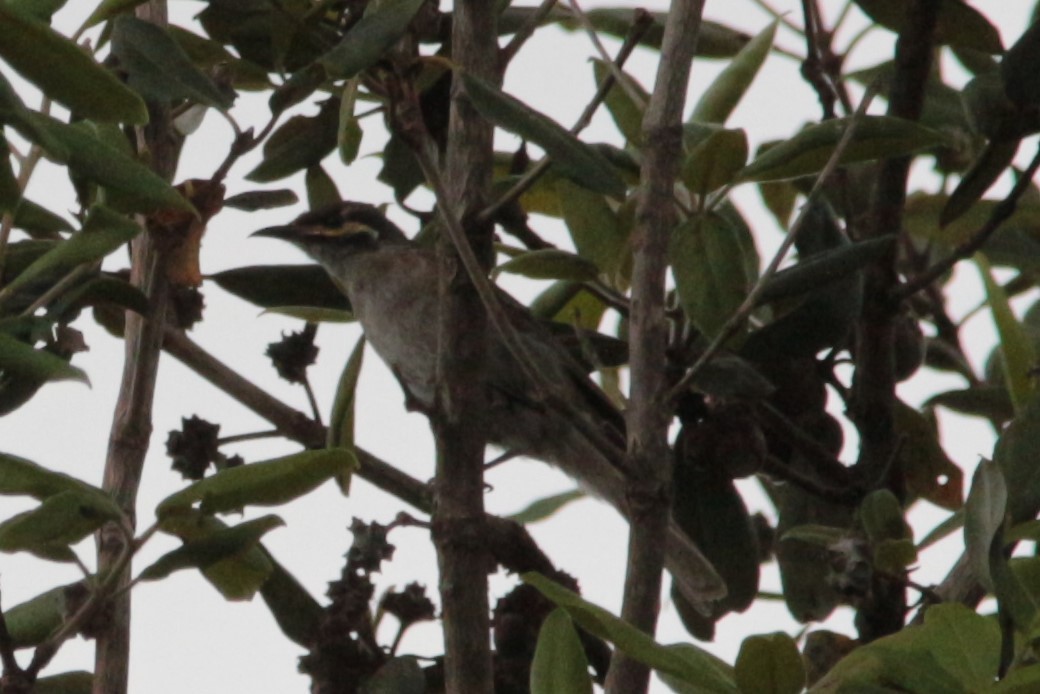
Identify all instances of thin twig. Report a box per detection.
[15,262,100,317]
[216,429,283,445]
[478,13,652,227]
[800,0,838,119]
[301,375,324,425]
[748,0,802,32]
[565,0,647,109]
[896,141,1040,300]
[161,327,433,513]
[29,514,136,678]
[667,81,880,403]
[499,0,559,67]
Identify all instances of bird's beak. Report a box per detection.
[251,225,300,241]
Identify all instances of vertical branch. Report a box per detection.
[431,1,497,692]
[849,0,940,642]
[851,0,939,490]
[605,1,704,692]
[94,3,175,692]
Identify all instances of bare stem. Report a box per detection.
[605,1,705,691]
[499,0,559,67]
[896,141,1040,300]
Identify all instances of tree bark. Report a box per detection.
[850,0,940,643]
[606,2,705,692]
[93,5,174,693]
[431,1,497,692]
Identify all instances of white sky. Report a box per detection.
[0,1,1034,692]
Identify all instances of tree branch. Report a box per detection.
[94,4,174,691]
[849,0,941,643]
[433,1,498,691]
[161,327,433,513]
[896,141,1040,301]
[605,2,705,691]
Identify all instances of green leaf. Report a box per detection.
[853,0,1003,54]
[33,671,93,694]
[780,524,845,549]
[0,5,147,124]
[319,0,427,79]
[940,138,1020,228]
[811,619,970,692]
[360,657,426,694]
[305,165,342,210]
[0,73,68,159]
[2,584,69,648]
[327,336,366,493]
[522,573,737,692]
[157,449,357,517]
[593,60,647,146]
[916,508,964,551]
[734,632,804,694]
[993,396,1040,524]
[963,458,1008,593]
[921,603,1000,690]
[262,306,354,323]
[756,237,894,304]
[210,264,351,312]
[140,515,284,581]
[1006,518,1040,544]
[924,386,1014,424]
[1003,21,1040,107]
[555,179,627,282]
[157,511,276,601]
[507,489,585,524]
[737,116,945,182]
[247,99,340,182]
[166,26,271,91]
[111,17,233,109]
[0,490,121,560]
[690,22,777,124]
[530,608,592,694]
[977,255,1036,412]
[673,460,759,626]
[859,489,911,545]
[269,63,328,116]
[757,179,798,229]
[682,127,749,196]
[259,553,324,647]
[338,78,363,164]
[554,10,750,57]
[893,399,964,510]
[1,206,140,298]
[494,249,600,282]
[0,333,88,387]
[223,189,299,212]
[0,452,106,502]
[671,212,754,339]
[994,663,1040,692]
[29,115,193,214]
[461,72,625,197]
[82,0,151,28]
[5,0,67,21]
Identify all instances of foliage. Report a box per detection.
[2,1,1040,692]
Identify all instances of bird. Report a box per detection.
[253,201,725,604]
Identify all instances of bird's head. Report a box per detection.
[252,202,409,262]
